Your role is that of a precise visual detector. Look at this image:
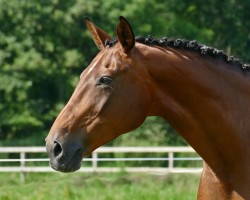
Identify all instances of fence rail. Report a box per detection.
[0,146,203,181]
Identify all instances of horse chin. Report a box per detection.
[50,155,82,173]
[50,164,81,173]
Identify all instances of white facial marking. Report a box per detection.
[86,61,98,76]
[182,55,189,59]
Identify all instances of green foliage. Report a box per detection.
[167,0,250,59]
[0,0,250,145]
[0,0,88,143]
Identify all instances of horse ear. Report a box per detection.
[84,17,111,50]
[116,16,135,53]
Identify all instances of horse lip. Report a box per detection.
[50,161,81,173]
[50,156,81,173]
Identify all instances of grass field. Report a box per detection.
[0,172,200,200]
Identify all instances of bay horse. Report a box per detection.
[46,16,250,199]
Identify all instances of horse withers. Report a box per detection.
[46,17,250,199]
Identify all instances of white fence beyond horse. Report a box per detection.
[0,146,203,181]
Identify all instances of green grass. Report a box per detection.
[0,172,200,200]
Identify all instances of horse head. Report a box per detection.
[46,17,153,172]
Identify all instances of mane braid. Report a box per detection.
[105,36,250,71]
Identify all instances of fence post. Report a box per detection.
[20,152,26,183]
[92,151,98,172]
[168,152,174,171]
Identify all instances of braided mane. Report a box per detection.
[105,35,250,71]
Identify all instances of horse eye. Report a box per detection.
[97,76,112,85]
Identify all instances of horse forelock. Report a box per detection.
[105,36,250,71]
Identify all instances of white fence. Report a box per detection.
[0,146,203,181]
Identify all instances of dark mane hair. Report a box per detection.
[105,35,250,71]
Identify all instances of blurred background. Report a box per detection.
[0,0,249,199]
[1,0,250,147]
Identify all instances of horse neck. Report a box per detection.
[136,44,250,178]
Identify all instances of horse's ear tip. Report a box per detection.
[119,16,126,21]
[84,16,91,22]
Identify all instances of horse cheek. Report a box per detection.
[121,89,150,132]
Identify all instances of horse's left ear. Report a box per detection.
[84,16,111,50]
[117,16,135,53]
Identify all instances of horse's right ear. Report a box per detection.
[117,16,135,53]
[84,17,111,50]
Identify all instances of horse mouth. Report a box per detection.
[47,141,86,173]
[50,150,83,173]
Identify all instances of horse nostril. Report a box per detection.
[53,141,63,158]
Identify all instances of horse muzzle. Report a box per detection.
[46,137,85,173]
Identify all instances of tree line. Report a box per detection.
[0,0,249,146]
